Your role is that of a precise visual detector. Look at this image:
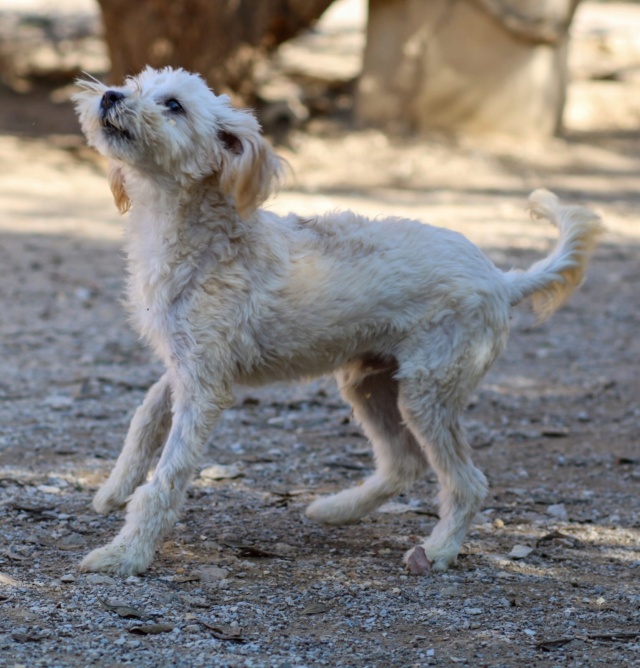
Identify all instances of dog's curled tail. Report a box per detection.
[505,189,604,321]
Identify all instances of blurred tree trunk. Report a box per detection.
[96,0,334,99]
[356,0,582,136]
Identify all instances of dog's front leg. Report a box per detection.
[93,373,173,514]
[79,380,231,575]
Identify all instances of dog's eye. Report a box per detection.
[164,98,184,113]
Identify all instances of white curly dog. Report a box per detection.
[74,67,603,576]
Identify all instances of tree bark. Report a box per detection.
[356,0,582,136]
[96,0,335,99]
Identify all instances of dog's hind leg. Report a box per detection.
[306,359,428,525]
[400,368,487,571]
[92,374,173,514]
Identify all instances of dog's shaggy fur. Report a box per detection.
[74,67,603,576]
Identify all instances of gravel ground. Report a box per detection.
[1,2,640,667]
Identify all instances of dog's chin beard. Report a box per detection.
[102,119,133,142]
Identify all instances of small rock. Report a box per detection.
[199,464,244,481]
[194,566,229,582]
[509,545,533,560]
[272,542,296,556]
[406,546,432,575]
[85,573,116,586]
[546,504,568,521]
[75,286,94,303]
[60,574,76,583]
[0,573,18,586]
[43,395,73,410]
[184,624,201,633]
[464,607,483,615]
[36,485,61,495]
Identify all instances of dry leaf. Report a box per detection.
[541,427,569,438]
[128,623,174,635]
[301,602,329,615]
[588,632,640,642]
[99,597,150,619]
[12,631,42,643]
[222,541,285,559]
[173,574,202,583]
[180,594,209,608]
[536,530,581,548]
[197,620,246,643]
[271,489,312,498]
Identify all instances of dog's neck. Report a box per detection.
[121,170,250,328]
[122,170,248,253]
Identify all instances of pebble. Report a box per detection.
[509,545,534,559]
[195,566,229,582]
[464,608,483,616]
[42,395,74,410]
[85,574,117,585]
[547,503,568,521]
[199,464,244,480]
[272,542,297,556]
[60,574,76,583]
[36,484,61,494]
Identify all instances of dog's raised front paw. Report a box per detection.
[78,540,154,576]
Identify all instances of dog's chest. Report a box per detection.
[124,218,200,359]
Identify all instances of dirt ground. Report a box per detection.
[0,2,639,667]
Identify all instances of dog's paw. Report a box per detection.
[404,541,458,573]
[92,482,130,515]
[305,493,365,526]
[78,540,154,576]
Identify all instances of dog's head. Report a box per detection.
[74,67,283,217]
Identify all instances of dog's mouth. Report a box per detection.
[102,117,133,141]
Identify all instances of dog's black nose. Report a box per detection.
[101,90,125,111]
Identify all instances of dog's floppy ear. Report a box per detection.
[217,116,284,219]
[108,162,131,214]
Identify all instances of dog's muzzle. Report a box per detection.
[100,90,132,140]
